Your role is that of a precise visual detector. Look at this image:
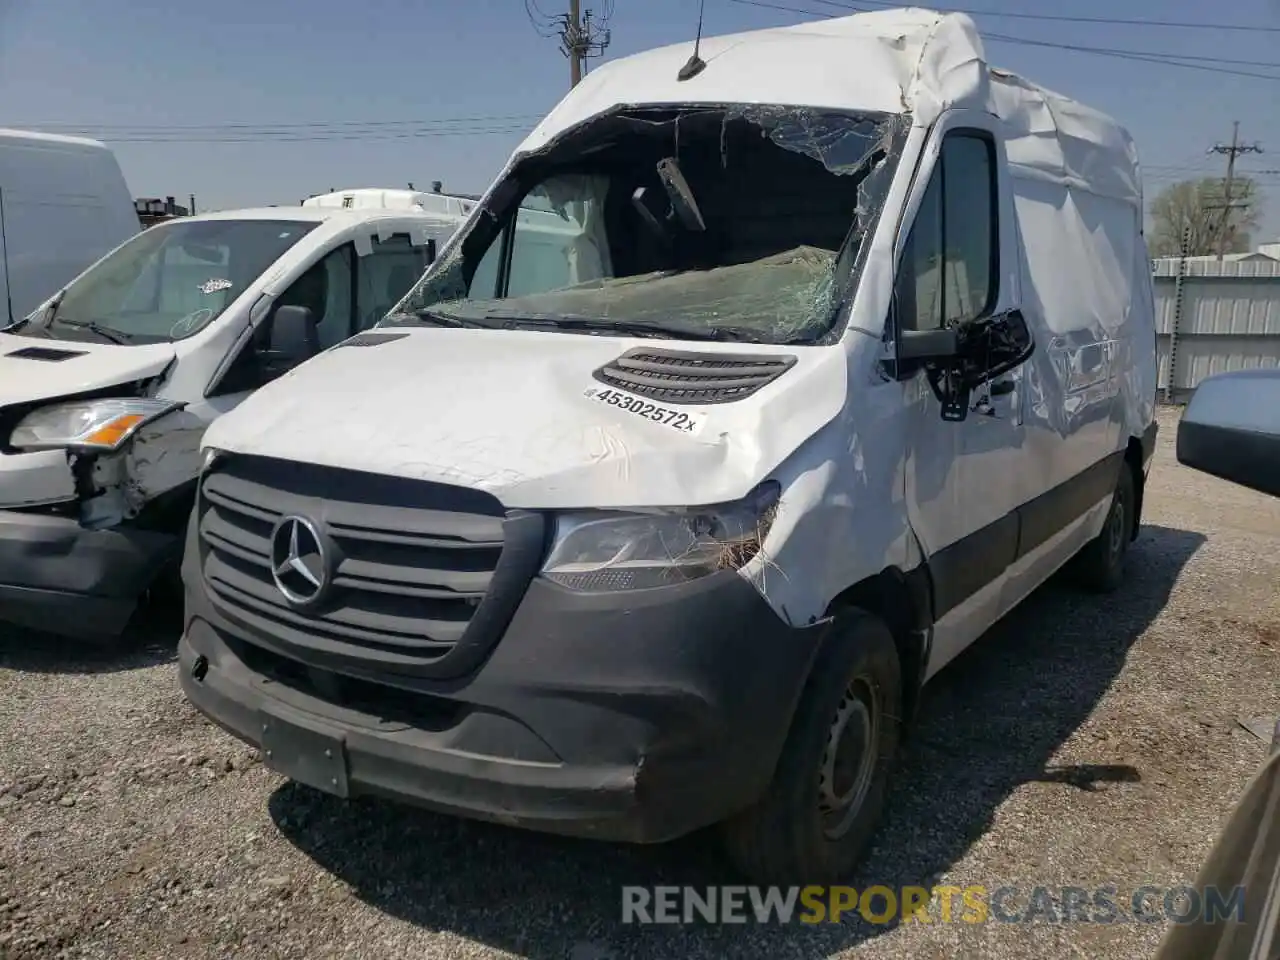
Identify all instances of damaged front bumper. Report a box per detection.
[0,511,180,640]
[180,566,830,843]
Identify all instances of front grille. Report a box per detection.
[197,455,544,677]
[593,348,797,405]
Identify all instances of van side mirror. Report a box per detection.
[260,304,320,379]
[1176,369,1280,498]
[897,309,1035,422]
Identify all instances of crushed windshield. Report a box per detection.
[388,105,907,345]
[9,219,319,345]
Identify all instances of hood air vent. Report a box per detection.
[5,346,88,362]
[593,347,797,405]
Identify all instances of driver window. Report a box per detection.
[897,132,998,332]
[211,243,354,397]
[278,244,354,350]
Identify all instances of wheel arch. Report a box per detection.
[1125,436,1145,542]
[825,565,933,737]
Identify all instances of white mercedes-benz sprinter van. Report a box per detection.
[180,9,1159,883]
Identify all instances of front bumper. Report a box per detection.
[180,567,830,843]
[0,511,179,640]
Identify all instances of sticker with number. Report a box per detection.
[583,385,708,436]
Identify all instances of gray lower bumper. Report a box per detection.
[0,511,179,641]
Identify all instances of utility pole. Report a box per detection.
[525,0,612,89]
[1208,121,1263,260]
[568,0,583,87]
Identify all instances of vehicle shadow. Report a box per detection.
[269,523,1205,959]
[0,596,181,675]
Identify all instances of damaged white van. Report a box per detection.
[180,9,1159,882]
[0,205,458,640]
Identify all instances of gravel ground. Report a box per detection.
[1,405,1277,960]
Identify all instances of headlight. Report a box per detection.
[8,398,182,453]
[542,481,781,592]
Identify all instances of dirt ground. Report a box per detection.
[1,405,1277,960]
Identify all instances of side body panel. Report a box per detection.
[746,101,1154,685]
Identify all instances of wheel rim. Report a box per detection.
[818,676,879,840]
[1107,488,1127,561]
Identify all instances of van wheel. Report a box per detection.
[1071,462,1135,593]
[719,609,901,884]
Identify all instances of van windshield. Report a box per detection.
[388,105,906,345]
[10,218,319,345]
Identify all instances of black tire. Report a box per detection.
[1071,461,1136,593]
[719,609,902,884]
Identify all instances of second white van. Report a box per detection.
[0,129,139,324]
[0,203,463,640]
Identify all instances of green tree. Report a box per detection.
[1147,176,1262,257]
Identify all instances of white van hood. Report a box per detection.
[203,328,847,509]
[0,332,176,407]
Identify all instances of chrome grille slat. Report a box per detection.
[198,455,511,670]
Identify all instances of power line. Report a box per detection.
[95,126,536,144]
[981,31,1280,80]
[524,0,563,38]
[2,113,544,133]
[803,0,1280,33]
[726,0,1280,80]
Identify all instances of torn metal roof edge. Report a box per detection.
[511,7,1143,208]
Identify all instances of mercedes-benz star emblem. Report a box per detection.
[269,515,330,607]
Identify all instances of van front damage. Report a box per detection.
[0,347,197,639]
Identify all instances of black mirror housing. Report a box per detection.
[898,327,960,362]
[894,309,1035,422]
[261,304,320,379]
[1176,368,1280,498]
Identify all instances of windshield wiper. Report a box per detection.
[4,289,66,337]
[50,318,134,345]
[381,309,485,330]
[471,309,767,343]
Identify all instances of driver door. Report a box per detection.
[895,112,1030,678]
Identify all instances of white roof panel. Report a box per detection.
[512,8,1142,207]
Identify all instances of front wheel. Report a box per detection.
[719,609,902,884]
[1070,462,1136,593]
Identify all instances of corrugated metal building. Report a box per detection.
[1153,255,1280,401]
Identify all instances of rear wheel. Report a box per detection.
[719,609,902,884]
[1071,462,1135,593]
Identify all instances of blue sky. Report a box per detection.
[1,0,1277,240]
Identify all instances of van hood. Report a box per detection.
[0,332,176,408]
[203,327,848,509]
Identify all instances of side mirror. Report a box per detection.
[897,309,1035,422]
[260,304,319,379]
[1176,369,1280,498]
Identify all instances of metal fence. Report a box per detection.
[1153,257,1280,403]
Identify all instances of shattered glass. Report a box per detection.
[723,105,906,178]
[388,105,908,345]
[437,246,837,341]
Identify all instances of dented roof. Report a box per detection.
[514,7,1143,209]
